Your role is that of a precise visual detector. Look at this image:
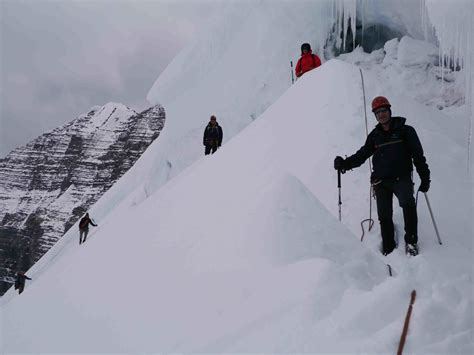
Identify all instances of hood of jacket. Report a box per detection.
[375,116,406,132]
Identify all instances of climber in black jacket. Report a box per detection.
[79,212,97,245]
[334,96,430,256]
[203,115,223,155]
[15,271,32,294]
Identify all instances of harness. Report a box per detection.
[374,139,403,149]
[371,125,410,185]
[373,125,407,151]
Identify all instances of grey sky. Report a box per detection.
[0,0,216,157]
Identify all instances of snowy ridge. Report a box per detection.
[145,1,336,194]
[2,60,471,353]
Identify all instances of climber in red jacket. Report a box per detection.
[295,43,322,78]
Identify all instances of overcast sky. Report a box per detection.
[0,0,216,157]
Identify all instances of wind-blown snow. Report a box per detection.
[2,58,472,353]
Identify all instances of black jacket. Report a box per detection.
[203,123,223,147]
[15,273,31,288]
[345,117,430,182]
[79,216,97,230]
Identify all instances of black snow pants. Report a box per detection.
[15,280,25,294]
[205,143,218,155]
[79,228,89,244]
[374,176,418,254]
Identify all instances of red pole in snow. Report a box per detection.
[397,290,417,355]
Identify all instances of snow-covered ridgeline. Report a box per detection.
[144,1,336,191]
[2,59,471,353]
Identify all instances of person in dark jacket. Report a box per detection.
[203,115,223,155]
[334,96,430,256]
[14,271,32,294]
[79,212,97,245]
[295,43,321,78]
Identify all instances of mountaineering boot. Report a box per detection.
[383,245,395,256]
[405,243,419,256]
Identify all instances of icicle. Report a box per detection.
[335,0,356,52]
[334,1,341,50]
[468,2,473,174]
[424,0,473,171]
[342,5,347,51]
[352,0,356,51]
[361,0,365,49]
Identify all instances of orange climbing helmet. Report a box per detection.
[371,96,391,112]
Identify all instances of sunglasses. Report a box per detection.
[374,108,389,116]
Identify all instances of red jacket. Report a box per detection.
[295,50,321,78]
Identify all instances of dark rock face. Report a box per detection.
[0,103,165,295]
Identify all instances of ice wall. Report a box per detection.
[423,0,473,171]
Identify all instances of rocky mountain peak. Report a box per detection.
[0,103,165,295]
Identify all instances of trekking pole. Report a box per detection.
[423,192,443,245]
[338,169,342,221]
[397,290,417,355]
[290,61,295,84]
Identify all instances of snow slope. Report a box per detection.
[143,0,336,194]
[143,0,444,196]
[2,59,472,353]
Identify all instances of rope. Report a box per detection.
[359,68,375,241]
[360,219,375,242]
[360,68,372,172]
[397,290,417,355]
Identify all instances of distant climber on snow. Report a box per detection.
[295,42,321,78]
[334,96,430,257]
[79,212,98,245]
[14,271,32,294]
[203,115,223,155]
